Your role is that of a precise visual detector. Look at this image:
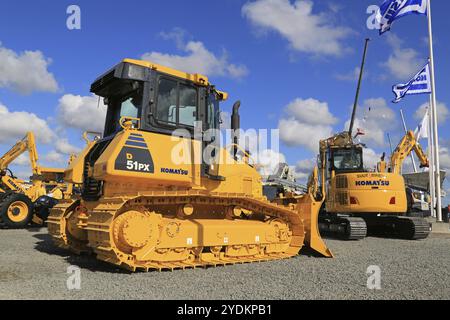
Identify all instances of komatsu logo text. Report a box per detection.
[355,180,390,187]
[161,168,189,176]
[126,153,151,172]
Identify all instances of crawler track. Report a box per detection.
[48,190,306,271]
[319,215,367,240]
[365,216,431,240]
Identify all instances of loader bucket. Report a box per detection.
[295,194,333,258]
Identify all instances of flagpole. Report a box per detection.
[427,0,443,222]
[427,105,436,218]
[400,109,418,172]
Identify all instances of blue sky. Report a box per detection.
[0,0,449,204]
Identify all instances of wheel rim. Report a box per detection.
[7,201,29,223]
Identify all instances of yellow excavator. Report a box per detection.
[47,58,332,272]
[0,132,73,228]
[311,39,430,240]
[315,130,430,240]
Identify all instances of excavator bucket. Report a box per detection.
[295,194,333,258]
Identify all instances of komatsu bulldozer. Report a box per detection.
[47,59,332,271]
[0,132,74,228]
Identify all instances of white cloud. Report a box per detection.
[142,29,248,79]
[345,98,396,147]
[414,101,449,126]
[0,43,59,94]
[256,149,286,177]
[57,94,107,133]
[0,102,54,144]
[279,118,334,152]
[42,151,66,165]
[242,0,351,56]
[279,98,337,151]
[285,98,338,126]
[293,158,315,182]
[11,153,30,166]
[363,148,382,171]
[55,138,81,155]
[382,34,423,80]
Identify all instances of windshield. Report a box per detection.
[332,148,363,172]
[105,89,142,136]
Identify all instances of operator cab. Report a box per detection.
[90,59,225,139]
[86,59,227,186]
[328,146,364,174]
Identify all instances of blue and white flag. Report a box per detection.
[392,63,431,103]
[377,0,427,34]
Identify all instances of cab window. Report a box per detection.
[179,84,197,127]
[156,78,197,128]
[332,148,363,172]
[104,89,142,136]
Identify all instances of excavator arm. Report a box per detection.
[389,130,429,174]
[0,132,41,176]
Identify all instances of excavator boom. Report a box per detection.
[0,132,41,176]
[389,130,429,174]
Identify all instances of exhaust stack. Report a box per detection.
[231,101,241,158]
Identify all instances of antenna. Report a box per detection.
[348,38,370,137]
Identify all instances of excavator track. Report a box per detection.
[365,216,431,240]
[319,215,367,240]
[49,190,306,272]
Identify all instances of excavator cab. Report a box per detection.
[329,146,364,173]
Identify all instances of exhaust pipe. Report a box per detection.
[231,101,241,158]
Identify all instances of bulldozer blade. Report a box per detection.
[296,194,333,258]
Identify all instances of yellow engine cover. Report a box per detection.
[326,172,407,214]
[90,129,263,198]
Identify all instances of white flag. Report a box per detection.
[414,108,429,140]
[377,0,428,35]
[392,62,431,103]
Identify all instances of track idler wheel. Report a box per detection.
[112,210,162,255]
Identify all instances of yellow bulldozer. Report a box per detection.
[0,132,74,228]
[47,58,332,272]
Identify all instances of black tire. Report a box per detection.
[0,193,34,229]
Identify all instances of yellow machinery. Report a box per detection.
[47,59,332,271]
[267,40,430,241]
[379,130,429,174]
[0,132,73,228]
[314,130,430,240]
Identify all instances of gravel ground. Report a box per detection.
[0,227,449,300]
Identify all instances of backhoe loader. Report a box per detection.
[0,132,73,228]
[47,58,332,272]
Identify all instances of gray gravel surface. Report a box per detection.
[0,228,449,300]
